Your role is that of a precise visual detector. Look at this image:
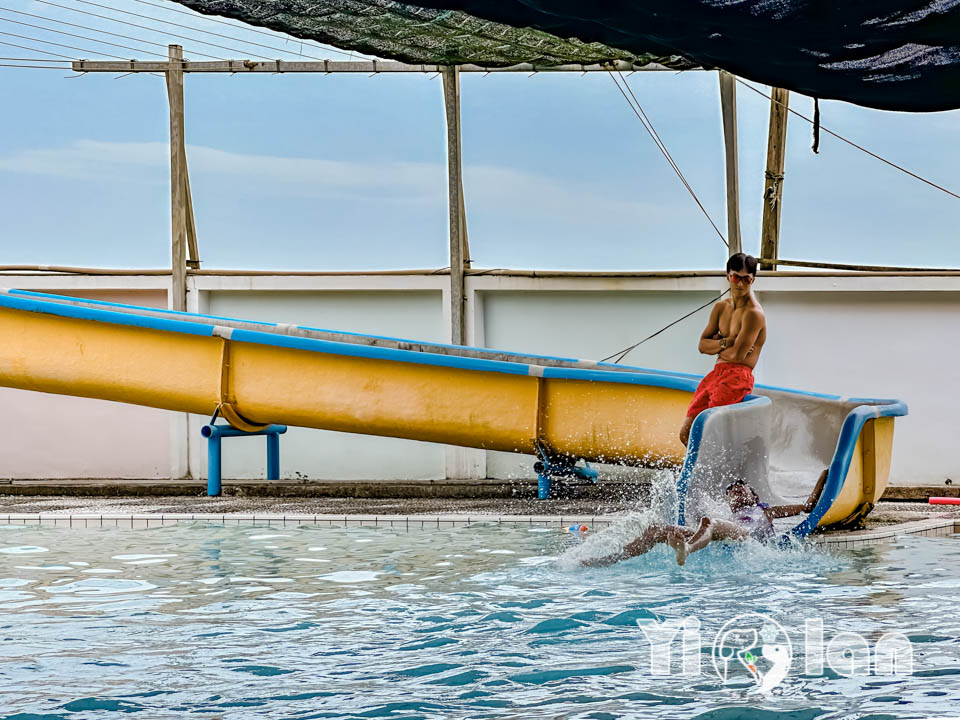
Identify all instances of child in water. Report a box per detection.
[581,470,828,567]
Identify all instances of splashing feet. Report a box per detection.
[666,529,689,566]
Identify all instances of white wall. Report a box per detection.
[0,273,955,486]
[203,290,445,339]
[481,290,718,374]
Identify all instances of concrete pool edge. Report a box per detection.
[2,514,957,547]
[0,480,953,501]
[808,517,959,547]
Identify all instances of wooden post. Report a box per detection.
[442,65,466,344]
[184,161,200,269]
[460,174,471,267]
[166,44,187,311]
[718,71,741,255]
[760,87,790,271]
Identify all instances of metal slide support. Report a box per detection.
[201,423,288,496]
[267,432,281,481]
[533,442,599,500]
[208,430,222,495]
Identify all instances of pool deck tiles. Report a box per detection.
[1,513,957,548]
[0,513,619,530]
[809,518,958,547]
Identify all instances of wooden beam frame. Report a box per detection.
[718,71,741,255]
[73,59,689,74]
[760,88,790,271]
[442,66,467,345]
[166,44,187,311]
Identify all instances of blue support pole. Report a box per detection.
[537,471,552,500]
[266,433,280,481]
[207,433,222,497]
[201,423,287,497]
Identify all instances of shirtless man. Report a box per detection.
[679,253,766,446]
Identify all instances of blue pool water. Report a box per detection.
[1,521,959,719]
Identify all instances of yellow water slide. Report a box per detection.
[0,289,907,538]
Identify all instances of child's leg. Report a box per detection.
[625,525,695,566]
[685,517,749,555]
[581,524,694,567]
[623,524,695,557]
[684,517,715,555]
[665,527,690,566]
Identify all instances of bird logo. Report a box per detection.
[712,614,792,694]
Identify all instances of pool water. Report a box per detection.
[1,521,959,719]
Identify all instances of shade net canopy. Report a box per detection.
[174,0,960,111]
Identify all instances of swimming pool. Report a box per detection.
[2,521,959,719]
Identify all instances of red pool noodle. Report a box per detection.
[928,497,960,505]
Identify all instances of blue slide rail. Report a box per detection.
[675,396,908,540]
[787,399,908,540]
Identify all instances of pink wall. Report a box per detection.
[0,288,174,479]
[40,289,169,308]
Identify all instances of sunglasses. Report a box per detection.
[728,272,754,285]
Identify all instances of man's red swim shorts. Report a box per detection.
[686,363,754,418]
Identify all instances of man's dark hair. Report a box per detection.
[726,253,758,276]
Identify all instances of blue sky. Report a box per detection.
[1,0,960,271]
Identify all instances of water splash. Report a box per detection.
[558,468,680,569]
[558,468,839,574]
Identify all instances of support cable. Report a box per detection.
[0,8,222,59]
[736,78,960,202]
[610,71,728,248]
[0,27,162,60]
[28,0,276,60]
[600,290,729,364]
[134,0,354,59]
[0,60,71,68]
[0,39,78,58]
[56,0,346,61]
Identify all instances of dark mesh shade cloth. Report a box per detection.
[173,0,960,111]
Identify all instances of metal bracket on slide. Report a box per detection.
[202,406,288,497]
[533,441,599,500]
